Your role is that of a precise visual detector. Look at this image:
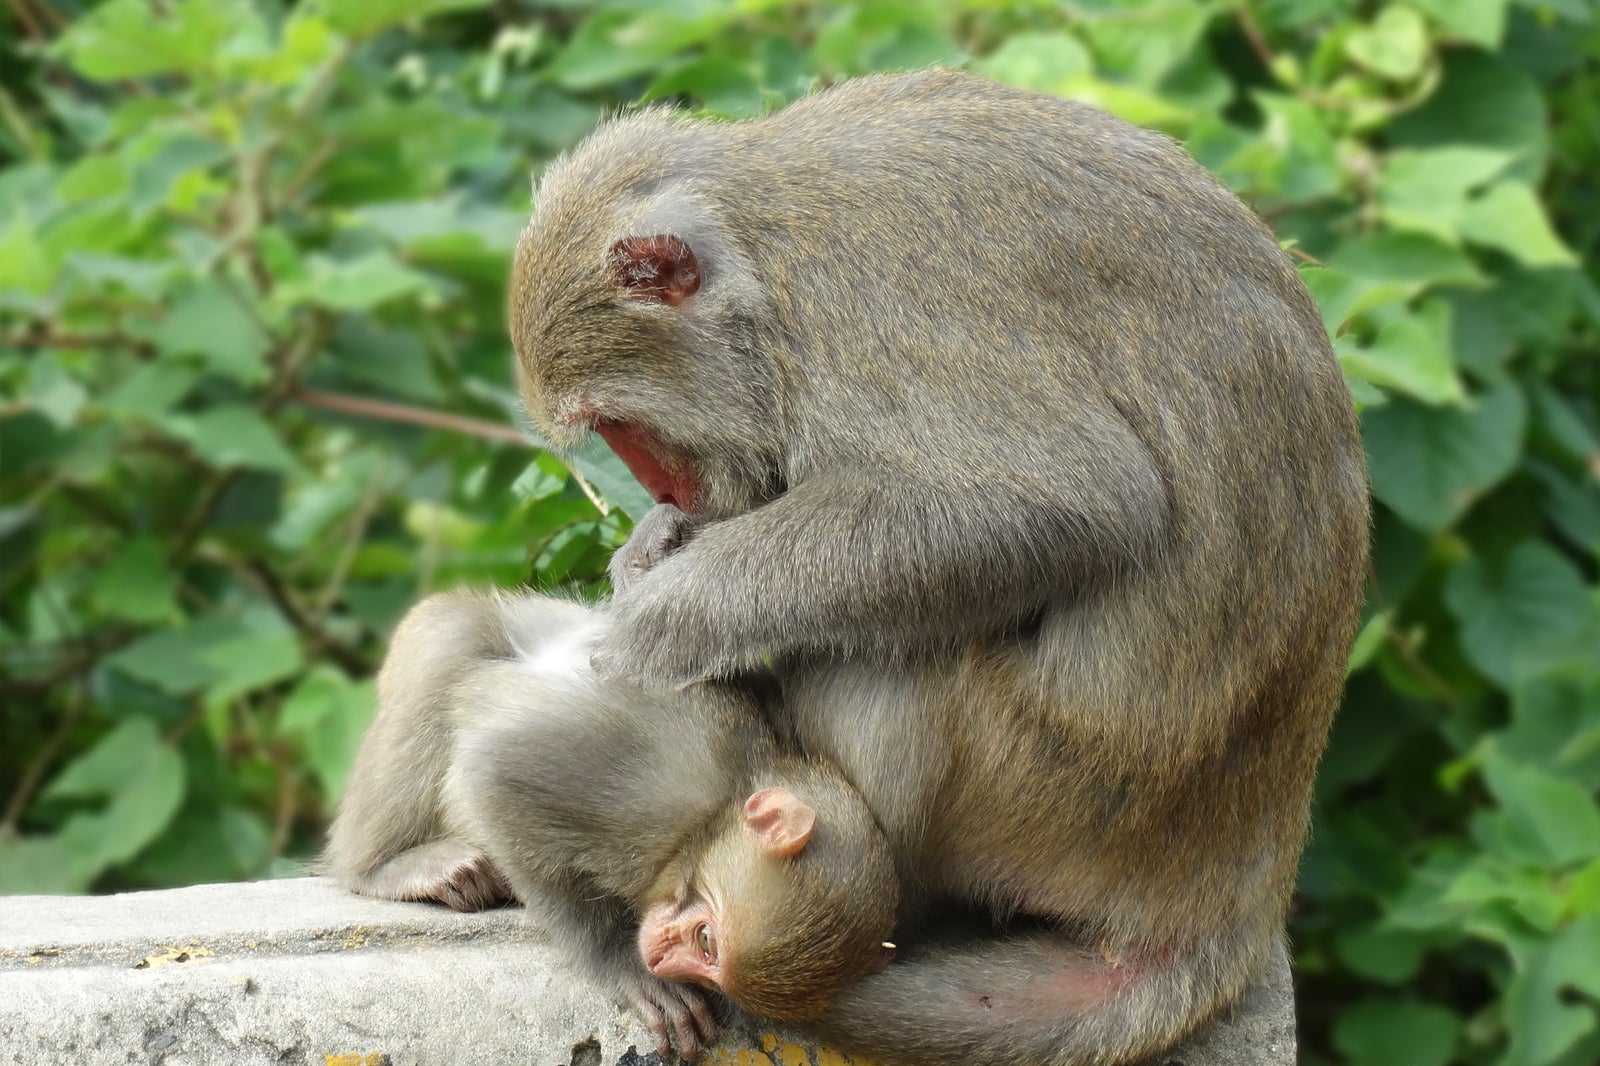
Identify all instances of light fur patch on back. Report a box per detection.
[510,619,607,682]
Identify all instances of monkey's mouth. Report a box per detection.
[595,421,701,514]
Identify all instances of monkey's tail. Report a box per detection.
[811,927,1275,1066]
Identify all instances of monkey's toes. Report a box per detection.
[433,855,512,912]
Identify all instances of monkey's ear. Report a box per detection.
[605,235,701,306]
[742,787,815,859]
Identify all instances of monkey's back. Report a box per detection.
[705,73,1370,943]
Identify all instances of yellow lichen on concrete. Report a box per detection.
[323,1054,391,1066]
[133,945,215,970]
[760,1032,815,1066]
[747,1034,878,1066]
[708,1046,773,1066]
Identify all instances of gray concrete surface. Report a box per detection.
[0,877,1294,1065]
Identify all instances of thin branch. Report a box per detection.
[0,628,136,697]
[274,138,339,213]
[220,552,370,677]
[17,0,65,31]
[1233,5,1277,71]
[311,459,388,624]
[2,329,152,355]
[289,386,608,511]
[290,386,534,446]
[1365,560,1460,706]
[0,683,83,833]
[7,0,43,40]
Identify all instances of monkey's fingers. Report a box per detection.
[626,992,672,1059]
[661,994,705,1062]
[670,983,720,1054]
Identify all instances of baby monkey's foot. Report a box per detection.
[388,839,513,912]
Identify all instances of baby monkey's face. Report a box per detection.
[635,785,899,1021]
[635,786,817,1006]
[638,890,724,992]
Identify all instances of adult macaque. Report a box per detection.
[508,70,1369,1064]
[324,591,898,1058]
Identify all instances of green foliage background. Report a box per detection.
[1,1,1596,1063]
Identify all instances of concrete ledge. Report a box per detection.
[0,878,1295,1065]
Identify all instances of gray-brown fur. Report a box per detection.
[509,69,1369,1065]
[323,590,897,1058]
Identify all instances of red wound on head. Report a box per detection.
[605,234,701,306]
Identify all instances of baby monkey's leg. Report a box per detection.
[323,590,595,911]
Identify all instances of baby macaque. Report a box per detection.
[324,591,898,1057]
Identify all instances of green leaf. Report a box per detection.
[88,538,181,625]
[201,633,304,709]
[134,280,272,385]
[1058,74,1193,131]
[643,59,765,118]
[1412,0,1508,47]
[1461,181,1580,267]
[1532,462,1600,553]
[970,32,1092,92]
[1504,671,1600,788]
[0,213,54,295]
[58,154,129,203]
[1332,999,1460,1066]
[128,135,229,216]
[1565,863,1600,923]
[24,354,88,427]
[1362,382,1525,531]
[1344,7,1431,81]
[1336,923,1427,983]
[1377,147,1512,244]
[1389,52,1548,184]
[39,718,185,879]
[1501,916,1600,1065]
[1303,268,1406,337]
[1336,301,1466,405]
[54,0,255,81]
[121,807,270,886]
[44,718,162,801]
[1480,745,1600,868]
[0,836,81,894]
[1077,1,1211,85]
[1326,233,1485,290]
[107,627,219,695]
[547,10,716,91]
[167,406,301,473]
[1445,543,1594,686]
[1347,611,1390,675]
[277,252,432,311]
[863,24,963,72]
[278,668,375,801]
[98,360,201,420]
[314,0,491,39]
[1527,380,1600,463]
[1253,92,1343,202]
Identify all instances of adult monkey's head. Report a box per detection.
[508,113,788,523]
[636,774,900,1021]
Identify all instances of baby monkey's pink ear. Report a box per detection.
[742,787,816,859]
[605,234,701,306]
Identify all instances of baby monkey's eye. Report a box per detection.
[696,923,716,962]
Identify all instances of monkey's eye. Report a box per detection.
[696,923,716,963]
